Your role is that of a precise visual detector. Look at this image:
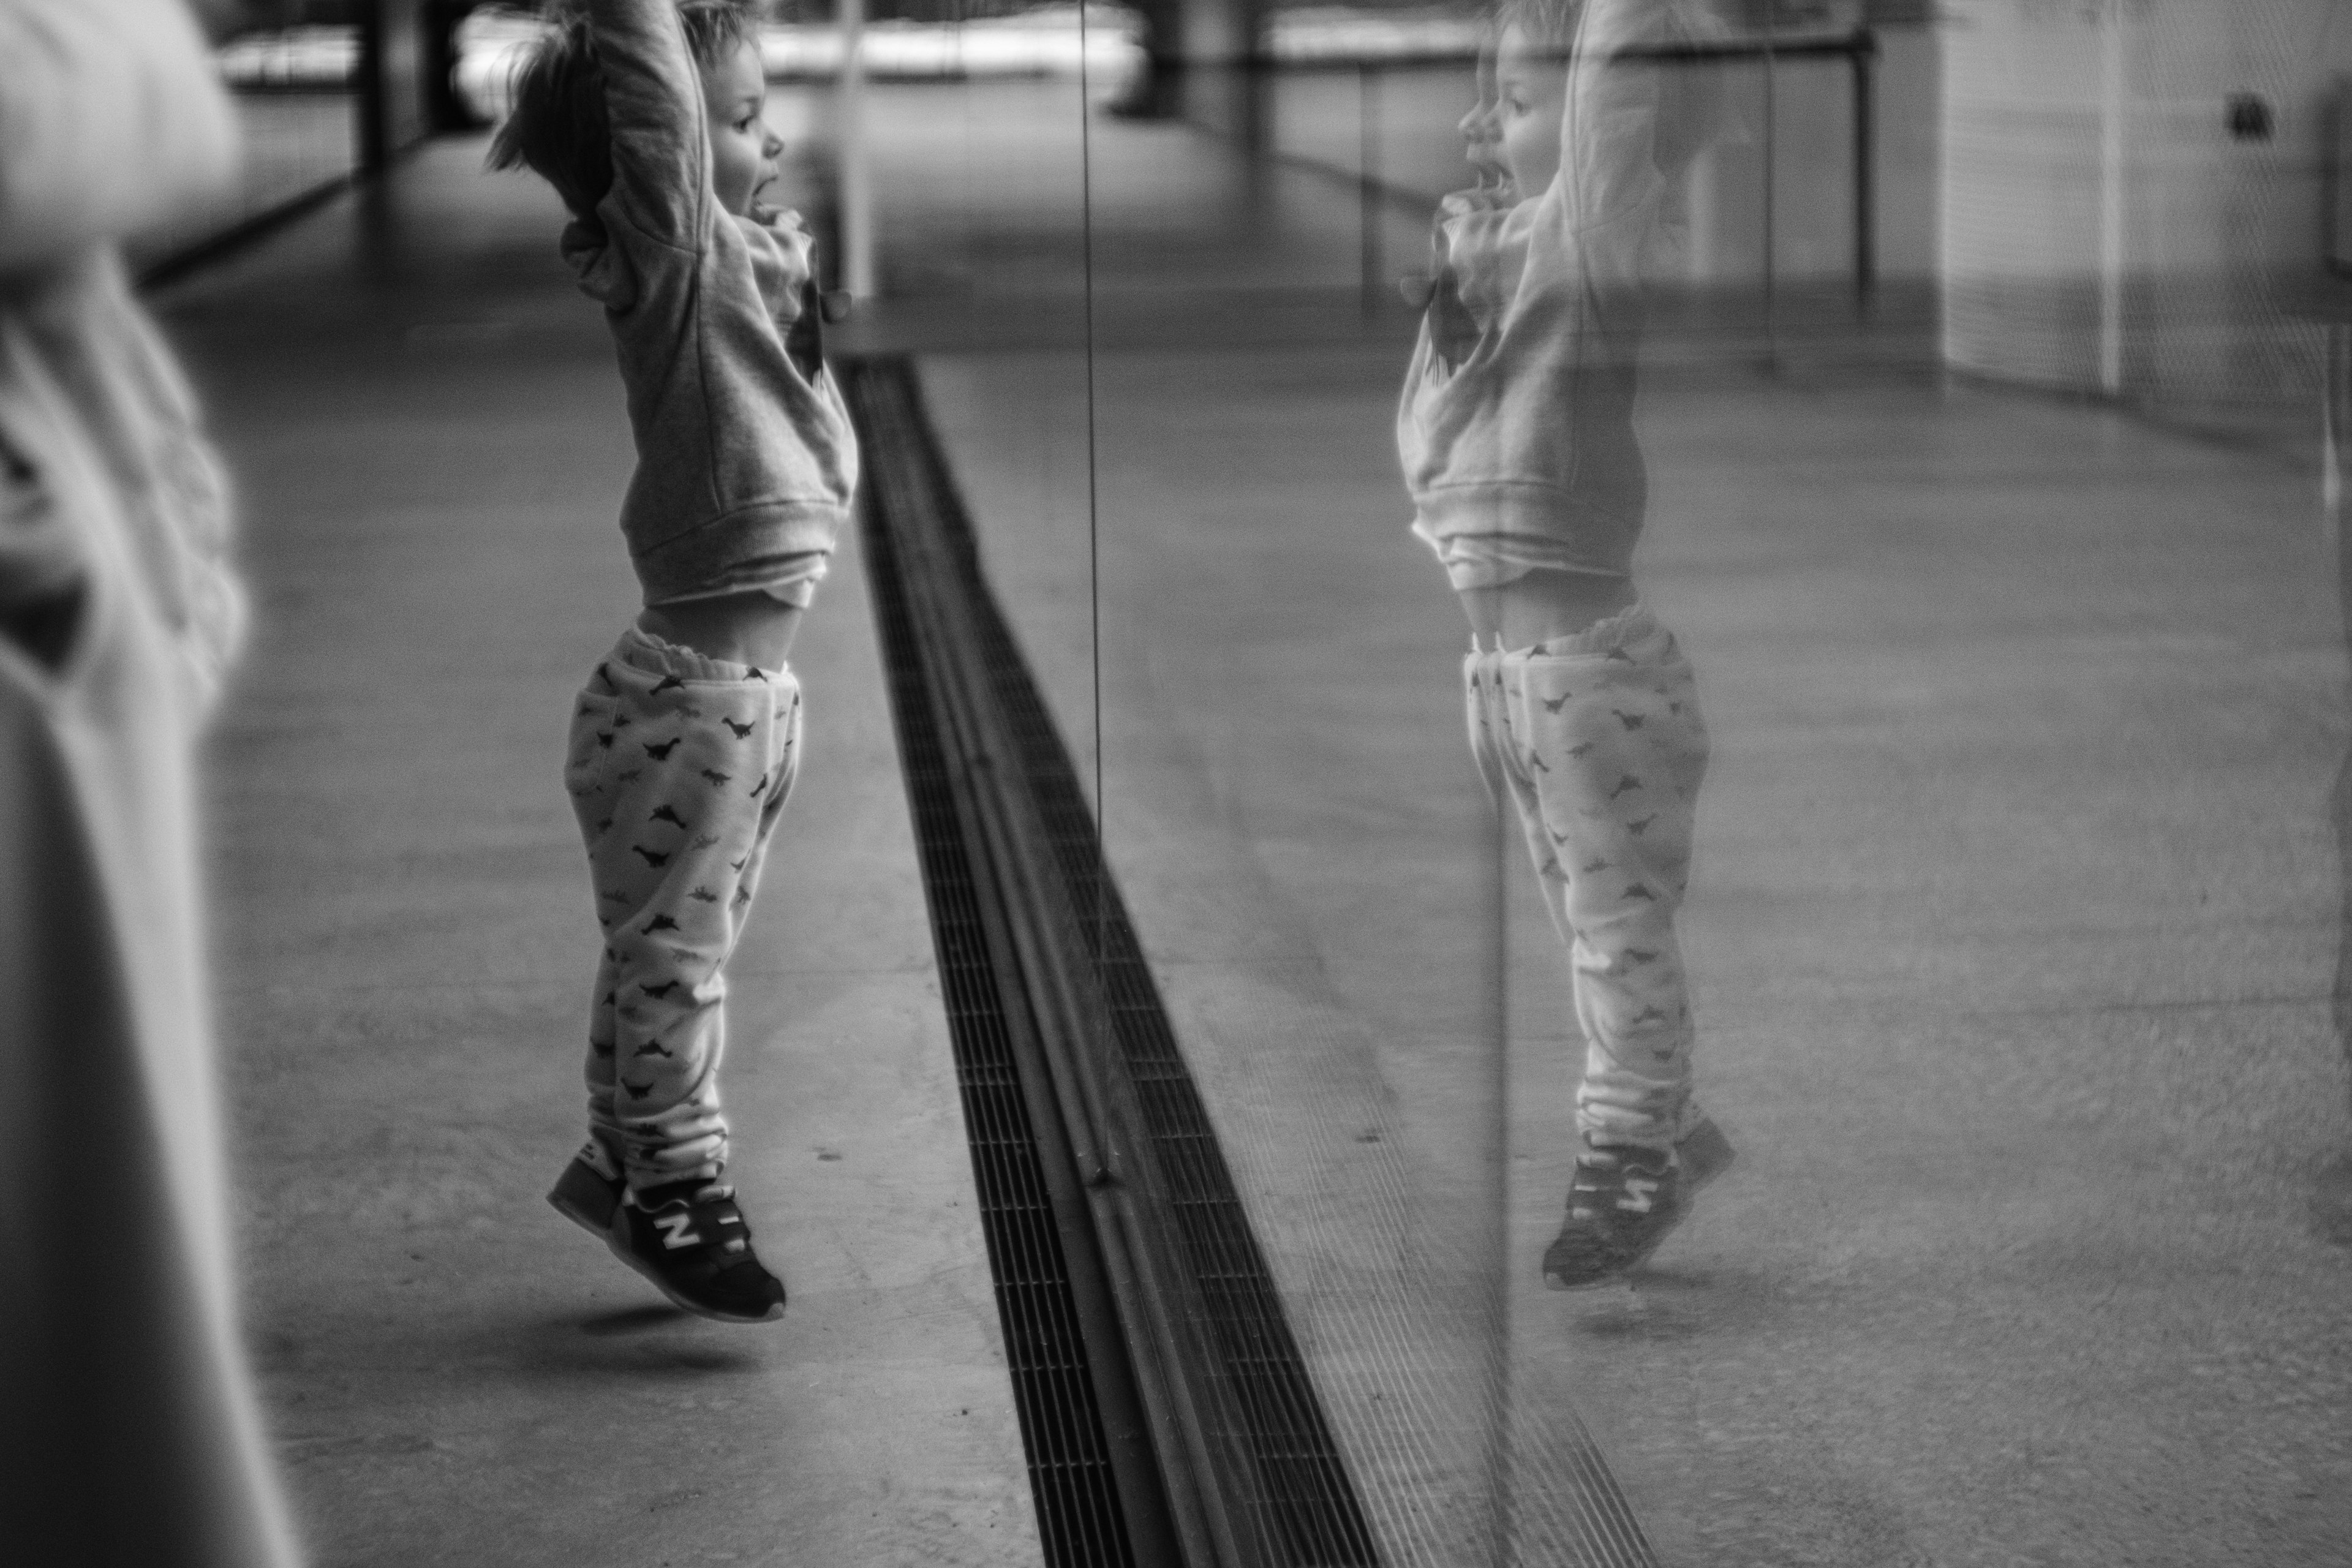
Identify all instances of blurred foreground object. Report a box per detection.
[0,1,301,1564]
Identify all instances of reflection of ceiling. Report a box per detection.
[447,6,1148,126]
[211,23,359,89]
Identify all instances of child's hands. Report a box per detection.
[1439,186,1513,222]
[748,204,805,236]
[1415,216,1485,366]
[747,207,848,320]
[1424,268,1482,366]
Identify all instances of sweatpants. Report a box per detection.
[563,625,802,1191]
[1464,602,1710,1154]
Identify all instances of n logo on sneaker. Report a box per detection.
[654,1211,703,1250]
[1620,1176,1658,1214]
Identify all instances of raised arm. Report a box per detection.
[582,0,714,247]
[0,0,239,271]
[1557,0,1676,233]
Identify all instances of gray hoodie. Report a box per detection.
[1397,0,1698,585]
[565,0,858,606]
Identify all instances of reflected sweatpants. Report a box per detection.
[563,626,802,1191]
[1465,603,1710,1154]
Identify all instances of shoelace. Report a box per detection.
[695,1185,750,1254]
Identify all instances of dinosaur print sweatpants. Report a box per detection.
[1465,603,1710,1156]
[564,625,802,1193]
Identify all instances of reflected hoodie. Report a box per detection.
[564,0,858,606]
[1397,0,1707,584]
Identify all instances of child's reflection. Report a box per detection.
[1396,0,1732,1289]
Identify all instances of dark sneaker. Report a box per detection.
[609,1181,787,1324]
[548,1140,625,1240]
[1542,1115,1734,1291]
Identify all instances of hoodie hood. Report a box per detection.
[735,209,813,331]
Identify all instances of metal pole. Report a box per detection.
[2328,324,2345,537]
[1361,62,1382,317]
[1761,14,1777,361]
[1485,725,1512,1568]
[839,0,876,299]
[357,0,388,176]
[2097,0,2125,396]
[1852,29,1875,311]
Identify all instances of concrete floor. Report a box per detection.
[149,83,2352,1568]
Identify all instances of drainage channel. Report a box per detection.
[846,356,1379,1568]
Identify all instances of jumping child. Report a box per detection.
[489,0,857,1321]
[1398,0,1730,1288]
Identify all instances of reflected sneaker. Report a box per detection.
[1678,1114,1736,1196]
[548,1140,625,1239]
[1541,1117,1735,1291]
[610,1180,787,1324]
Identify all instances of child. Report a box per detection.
[1397,0,1730,1288]
[489,0,858,1322]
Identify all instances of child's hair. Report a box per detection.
[1492,0,1724,176]
[486,0,761,219]
[1494,0,1583,52]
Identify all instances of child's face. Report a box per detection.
[1494,23,1569,200]
[703,40,783,217]
[1458,47,1507,187]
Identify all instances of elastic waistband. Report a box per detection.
[1466,601,1659,661]
[1409,487,1641,580]
[611,625,793,685]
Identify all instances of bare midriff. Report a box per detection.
[1457,566,1636,650]
[636,590,804,671]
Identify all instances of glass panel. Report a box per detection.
[1073,1,2348,1564]
[832,1,1117,755]
[124,0,2351,1559]
[1079,21,1531,1567]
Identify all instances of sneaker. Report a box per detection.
[1540,1116,1735,1291]
[609,1180,787,1324]
[548,1141,625,1240]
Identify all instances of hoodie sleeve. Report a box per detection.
[583,0,716,254]
[1554,0,1674,238]
[0,0,239,270]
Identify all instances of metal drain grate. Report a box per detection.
[857,393,1155,1568]
[847,356,1379,1568]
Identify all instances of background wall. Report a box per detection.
[1942,0,2352,405]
